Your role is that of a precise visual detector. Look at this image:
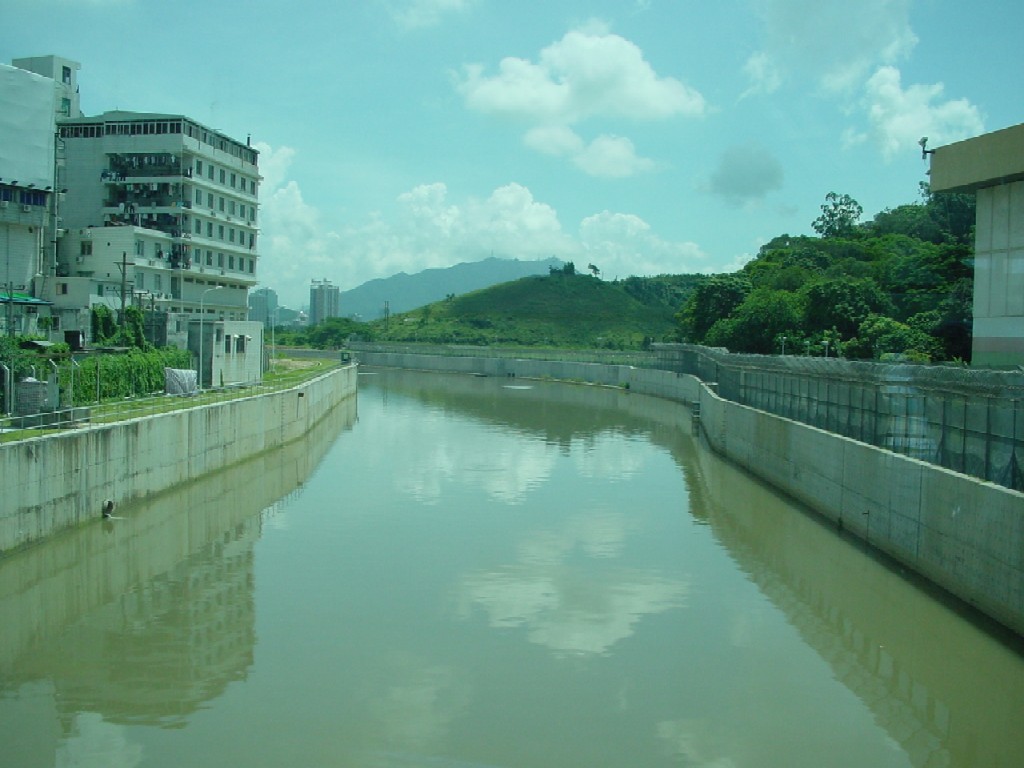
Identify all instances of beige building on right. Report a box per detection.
[931,122,1024,367]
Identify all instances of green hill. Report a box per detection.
[369,271,699,348]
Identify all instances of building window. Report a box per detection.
[61,98,71,116]
[135,240,144,256]
[195,218,202,234]
[229,200,235,216]
[218,225,224,240]
[195,188,202,204]
[207,165,214,180]
[236,335,245,353]
[195,159,203,176]
[229,228,235,243]
[59,283,68,295]
[62,66,71,84]
[80,241,92,256]
[230,173,236,188]
[207,192,213,208]
[229,255,235,269]
[219,169,226,184]
[217,253,224,267]
[154,274,162,290]
[238,204,245,219]
[206,251,213,266]
[137,273,144,289]
[248,259,255,274]
[218,197,224,212]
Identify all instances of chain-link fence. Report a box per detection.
[1,350,342,440]
[652,344,1024,492]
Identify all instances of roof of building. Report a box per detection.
[930,122,1024,193]
[0,290,51,305]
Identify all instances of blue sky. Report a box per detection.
[3,0,1020,308]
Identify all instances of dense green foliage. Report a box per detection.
[365,272,694,348]
[677,188,975,361]
[91,305,150,349]
[1,334,189,407]
[280,273,699,350]
[60,347,191,405]
[276,317,375,349]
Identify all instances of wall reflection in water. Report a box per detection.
[681,432,1024,768]
[0,395,357,766]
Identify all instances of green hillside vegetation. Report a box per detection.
[677,187,976,362]
[368,266,700,348]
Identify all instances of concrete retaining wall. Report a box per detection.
[358,351,1024,635]
[0,364,358,553]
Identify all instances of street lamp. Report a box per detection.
[199,286,226,390]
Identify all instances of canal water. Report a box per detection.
[1,368,1022,768]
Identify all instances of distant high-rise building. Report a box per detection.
[309,279,340,326]
[249,287,278,325]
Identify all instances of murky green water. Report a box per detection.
[1,369,1022,767]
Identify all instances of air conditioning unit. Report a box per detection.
[0,200,7,209]
[22,204,31,212]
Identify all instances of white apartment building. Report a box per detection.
[0,62,58,335]
[52,111,260,325]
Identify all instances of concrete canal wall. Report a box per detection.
[0,364,358,553]
[358,350,1024,636]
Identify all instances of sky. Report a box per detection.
[3,0,1021,309]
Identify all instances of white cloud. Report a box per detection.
[704,142,784,206]
[580,211,706,278]
[458,22,704,176]
[740,52,781,98]
[573,135,656,178]
[386,0,476,30]
[745,0,917,95]
[858,66,985,160]
[524,127,656,178]
[255,144,706,307]
[460,23,705,123]
[254,142,295,195]
[523,125,585,156]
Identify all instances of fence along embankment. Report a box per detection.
[355,348,1024,637]
[0,364,357,553]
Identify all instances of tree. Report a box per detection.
[704,288,802,354]
[812,192,863,238]
[844,314,940,361]
[675,275,751,342]
[800,278,891,339]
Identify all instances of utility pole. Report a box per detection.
[116,251,129,328]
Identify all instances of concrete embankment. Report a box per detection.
[0,364,358,553]
[357,350,1024,637]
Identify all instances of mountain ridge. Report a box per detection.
[340,256,563,319]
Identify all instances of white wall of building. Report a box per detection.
[0,64,56,190]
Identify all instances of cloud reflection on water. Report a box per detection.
[459,512,689,656]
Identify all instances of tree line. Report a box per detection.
[676,186,976,361]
